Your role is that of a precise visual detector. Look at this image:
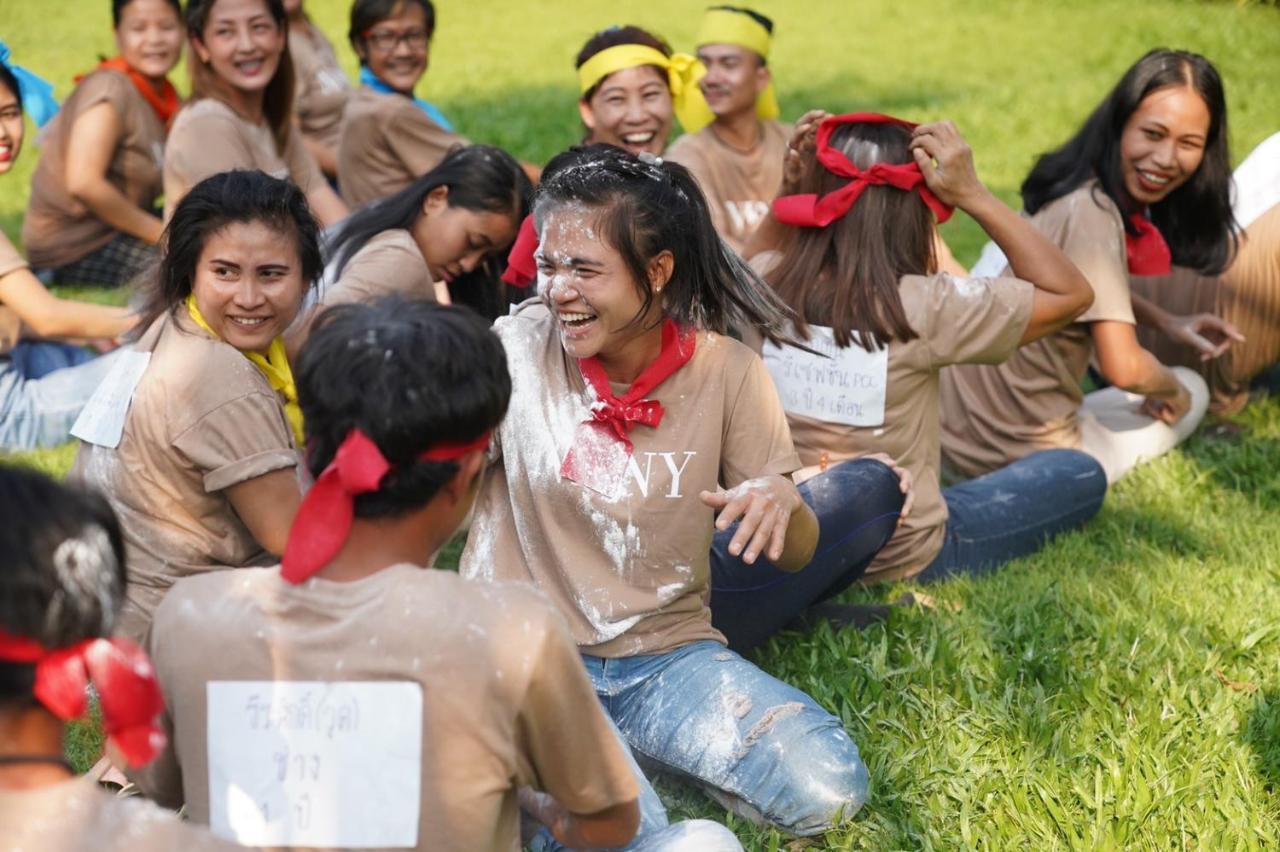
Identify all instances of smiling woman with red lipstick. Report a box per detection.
[23,0,183,288]
[940,49,1238,484]
[71,170,320,645]
[163,0,348,225]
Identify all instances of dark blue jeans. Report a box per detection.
[918,448,1106,583]
[8,341,95,379]
[710,458,905,652]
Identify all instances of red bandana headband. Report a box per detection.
[0,630,166,768]
[773,113,954,228]
[281,428,491,584]
[1126,213,1172,275]
[501,215,538,288]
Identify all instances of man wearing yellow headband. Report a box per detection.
[667,5,790,254]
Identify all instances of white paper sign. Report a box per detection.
[69,349,151,448]
[970,240,1009,277]
[763,326,889,427]
[207,681,423,848]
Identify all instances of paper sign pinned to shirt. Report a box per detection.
[207,680,422,848]
[763,326,889,427]
[70,349,151,449]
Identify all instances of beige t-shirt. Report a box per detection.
[0,231,28,356]
[0,775,239,852]
[460,301,800,658]
[665,120,791,254]
[136,564,639,851]
[70,311,298,644]
[22,69,166,268]
[290,19,350,152]
[323,228,434,307]
[164,98,324,219]
[337,86,467,209]
[751,253,1034,582]
[939,183,1136,477]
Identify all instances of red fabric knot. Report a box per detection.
[501,214,539,288]
[0,629,166,768]
[281,428,490,584]
[773,112,954,228]
[1125,212,1172,275]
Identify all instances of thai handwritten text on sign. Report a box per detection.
[763,326,889,427]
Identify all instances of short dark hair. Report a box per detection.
[134,169,323,335]
[112,0,182,27]
[1022,48,1236,275]
[534,144,798,346]
[0,465,127,705]
[296,297,511,518]
[0,63,22,115]
[349,0,437,61]
[707,5,774,34]
[575,25,672,102]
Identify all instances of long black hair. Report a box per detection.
[327,144,530,278]
[534,144,796,344]
[134,169,323,335]
[1021,48,1236,275]
[297,296,510,518]
[0,466,127,704]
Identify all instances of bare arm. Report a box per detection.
[519,789,640,851]
[910,121,1093,345]
[64,102,165,244]
[1131,291,1244,361]
[700,474,818,572]
[1092,320,1191,423]
[0,266,135,339]
[224,466,302,556]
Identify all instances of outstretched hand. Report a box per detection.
[700,474,802,565]
[1163,312,1245,361]
[909,121,986,210]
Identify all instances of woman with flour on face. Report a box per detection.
[941,49,1237,483]
[71,170,319,644]
[461,144,881,843]
[23,0,183,287]
[737,111,1103,591]
[164,0,347,224]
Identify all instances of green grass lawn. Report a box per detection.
[2,0,1279,848]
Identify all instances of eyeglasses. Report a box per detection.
[362,27,430,54]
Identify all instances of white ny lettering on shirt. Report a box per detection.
[723,200,771,236]
[625,451,697,498]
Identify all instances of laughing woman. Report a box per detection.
[941,49,1233,483]
[164,0,347,224]
[23,0,183,288]
[72,170,318,644]
[337,0,466,208]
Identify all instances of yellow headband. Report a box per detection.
[695,8,772,58]
[578,43,715,133]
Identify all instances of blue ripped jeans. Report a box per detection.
[586,640,868,839]
[0,346,120,451]
[918,448,1106,582]
[711,458,905,652]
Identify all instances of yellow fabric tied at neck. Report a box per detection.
[577,44,715,134]
[694,8,781,124]
[185,295,305,447]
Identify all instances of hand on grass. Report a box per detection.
[1163,312,1245,361]
[700,474,802,565]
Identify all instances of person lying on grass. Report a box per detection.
[287,143,529,357]
[132,295,652,852]
[940,48,1240,483]
[0,53,138,452]
[72,169,315,644]
[460,142,899,839]
[0,464,237,852]
[164,0,347,225]
[23,0,183,288]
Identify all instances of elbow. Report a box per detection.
[65,173,103,207]
[592,801,641,850]
[1096,355,1143,391]
[1069,280,1095,320]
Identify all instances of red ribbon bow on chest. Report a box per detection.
[0,630,167,768]
[577,318,697,453]
[773,113,954,227]
[281,428,490,584]
[1125,212,1173,275]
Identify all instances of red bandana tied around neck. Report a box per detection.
[1125,213,1172,275]
[0,630,166,768]
[77,56,180,128]
[773,113,954,227]
[501,215,538,288]
[561,317,696,487]
[281,428,491,583]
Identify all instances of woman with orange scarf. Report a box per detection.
[22,0,184,287]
